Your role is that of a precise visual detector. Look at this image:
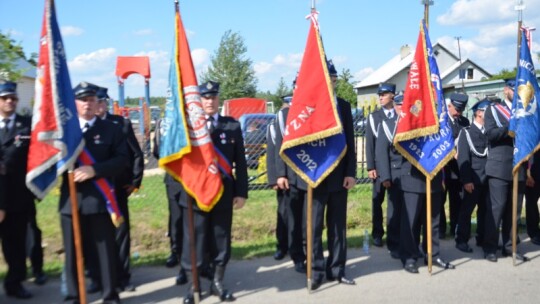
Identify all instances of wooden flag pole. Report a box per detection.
[306,186,313,292]
[67,169,87,304]
[426,178,432,274]
[511,173,519,266]
[186,196,200,304]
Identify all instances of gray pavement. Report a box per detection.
[3,234,540,304]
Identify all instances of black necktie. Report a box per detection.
[207,116,215,133]
[82,122,90,133]
[387,111,392,119]
[2,118,10,136]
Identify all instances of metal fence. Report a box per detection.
[136,111,372,192]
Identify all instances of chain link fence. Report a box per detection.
[136,106,374,192]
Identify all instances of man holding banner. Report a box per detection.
[59,82,128,304]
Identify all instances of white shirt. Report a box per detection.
[383,108,395,119]
[473,121,484,133]
[0,113,16,130]
[79,117,97,130]
[206,113,218,129]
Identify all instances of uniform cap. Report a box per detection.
[199,81,220,97]
[377,82,396,95]
[0,81,17,97]
[505,79,516,91]
[96,87,110,101]
[73,81,99,99]
[393,94,404,105]
[471,99,490,112]
[449,93,469,111]
[327,60,338,77]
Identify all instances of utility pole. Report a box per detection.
[421,0,434,28]
[455,36,465,91]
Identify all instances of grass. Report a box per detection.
[0,173,376,278]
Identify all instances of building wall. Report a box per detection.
[17,76,34,115]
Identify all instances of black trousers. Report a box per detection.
[1,212,28,292]
[371,180,386,239]
[275,189,288,253]
[26,213,44,276]
[311,189,348,278]
[400,191,442,264]
[483,177,525,254]
[284,185,306,264]
[455,182,488,245]
[525,184,540,239]
[440,179,462,236]
[181,207,233,271]
[386,178,402,253]
[166,182,184,258]
[61,213,119,301]
[115,188,131,284]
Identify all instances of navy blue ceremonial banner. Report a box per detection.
[395,20,455,179]
[509,29,540,175]
[279,11,346,188]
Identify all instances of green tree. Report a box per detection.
[487,68,517,81]
[200,30,258,101]
[0,32,31,81]
[335,68,357,108]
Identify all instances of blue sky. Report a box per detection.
[1,0,539,99]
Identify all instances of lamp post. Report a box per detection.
[455,36,465,91]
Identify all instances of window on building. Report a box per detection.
[467,68,474,79]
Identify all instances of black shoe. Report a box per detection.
[273,249,286,260]
[5,286,33,299]
[404,262,419,274]
[310,273,324,291]
[118,281,136,292]
[530,236,540,246]
[183,294,194,304]
[176,268,188,285]
[87,281,102,294]
[373,237,383,247]
[210,281,235,302]
[337,276,355,285]
[165,253,179,268]
[34,272,48,285]
[430,257,456,269]
[294,262,307,274]
[502,250,529,262]
[485,253,498,262]
[456,243,473,253]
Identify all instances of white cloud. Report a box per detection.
[353,67,375,83]
[68,48,116,73]
[191,48,210,68]
[437,0,515,26]
[4,29,23,37]
[133,29,153,36]
[61,26,84,37]
[254,62,273,75]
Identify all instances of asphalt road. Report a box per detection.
[2,233,539,304]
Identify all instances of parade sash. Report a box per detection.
[78,149,123,227]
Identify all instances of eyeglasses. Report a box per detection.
[0,95,19,102]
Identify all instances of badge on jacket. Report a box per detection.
[94,134,102,145]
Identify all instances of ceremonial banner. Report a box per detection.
[509,29,540,175]
[26,0,84,199]
[394,20,455,178]
[279,11,346,188]
[158,5,223,211]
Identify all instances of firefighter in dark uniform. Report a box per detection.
[181,81,248,304]
[60,82,128,304]
[374,94,404,259]
[440,93,470,238]
[96,87,144,291]
[455,99,489,253]
[265,97,291,261]
[525,150,540,246]
[274,95,308,274]
[152,118,188,285]
[0,81,34,299]
[483,80,528,262]
[309,61,356,290]
[366,82,396,247]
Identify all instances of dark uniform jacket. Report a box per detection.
[365,108,387,171]
[400,159,444,194]
[314,98,356,193]
[103,113,144,189]
[457,123,488,185]
[59,118,129,214]
[484,102,526,181]
[375,116,402,183]
[265,120,277,187]
[530,152,540,183]
[274,107,307,191]
[445,115,470,180]
[176,115,248,212]
[0,114,35,214]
